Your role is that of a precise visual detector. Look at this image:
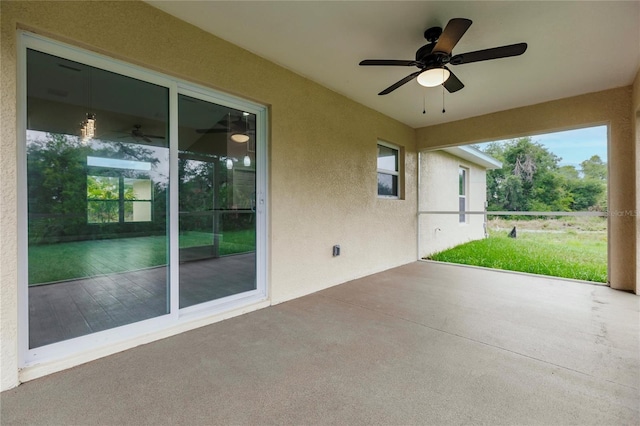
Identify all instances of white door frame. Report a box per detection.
[17,31,269,377]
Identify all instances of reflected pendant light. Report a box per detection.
[81,68,96,143]
[83,113,96,140]
[230,112,250,143]
[230,133,250,143]
[226,158,233,170]
[243,154,251,167]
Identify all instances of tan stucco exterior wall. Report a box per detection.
[0,1,417,390]
[419,151,488,257]
[416,87,637,294]
[633,68,640,296]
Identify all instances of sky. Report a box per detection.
[477,125,608,168]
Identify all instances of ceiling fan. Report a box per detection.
[359,18,527,95]
[120,124,165,143]
[196,118,255,134]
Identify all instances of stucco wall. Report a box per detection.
[419,151,487,257]
[633,68,640,295]
[0,1,417,390]
[416,88,637,294]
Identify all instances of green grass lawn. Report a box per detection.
[28,230,255,285]
[426,230,607,283]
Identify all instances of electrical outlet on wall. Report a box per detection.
[332,245,340,257]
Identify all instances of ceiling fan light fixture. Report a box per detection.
[360,19,526,96]
[417,68,450,87]
[230,132,250,143]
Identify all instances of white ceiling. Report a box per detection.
[146,1,640,129]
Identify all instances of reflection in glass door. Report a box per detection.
[178,95,257,308]
[21,33,266,363]
[25,49,170,348]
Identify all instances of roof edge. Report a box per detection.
[440,145,502,169]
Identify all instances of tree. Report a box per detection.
[580,155,607,181]
[27,132,169,243]
[484,137,567,212]
[557,165,579,181]
[87,175,120,223]
[568,179,605,211]
[482,138,607,213]
[27,133,91,242]
[577,155,607,211]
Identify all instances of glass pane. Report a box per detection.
[88,176,119,199]
[378,172,398,196]
[26,49,170,348]
[87,200,119,223]
[124,201,152,222]
[459,168,466,195]
[178,94,256,308]
[123,178,152,222]
[459,196,466,223]
[377,145,398,171]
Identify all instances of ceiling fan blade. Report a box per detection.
[196,128,227,134]
[360,59,419,67]
[443,67,464,93]
[433,18,472,54]
[378,71,422,95]
[196,128,256,134]
[450,43,527,65]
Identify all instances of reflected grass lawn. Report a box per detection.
[426,230,607,283]
[28,230,255,285]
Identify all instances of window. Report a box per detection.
[377,142,400,198]
[87,175,120,223]
[86,157,153,223]
[459,167,468,223]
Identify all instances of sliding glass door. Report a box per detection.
[177,94,257,308]
[21,33,266,360]
[26,49,170,348]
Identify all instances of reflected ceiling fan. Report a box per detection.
[196,113,255,143]
[120,124,165,143]
[359,18,527,95]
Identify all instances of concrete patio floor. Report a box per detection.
[2,261,639,425]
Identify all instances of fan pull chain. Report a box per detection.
[442,83,446,114]
[422,88,426,114]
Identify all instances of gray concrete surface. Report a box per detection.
[2,262,639,425]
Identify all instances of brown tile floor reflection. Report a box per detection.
[29,253,256,348]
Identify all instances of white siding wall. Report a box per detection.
[419,151,488,257]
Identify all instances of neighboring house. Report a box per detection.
[0,2,638,392]
[420,146,502,257]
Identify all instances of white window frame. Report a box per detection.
[17,31,269,372]
[377,140,401,199]
[459,166,468,224]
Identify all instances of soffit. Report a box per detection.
[145,1,640,129]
